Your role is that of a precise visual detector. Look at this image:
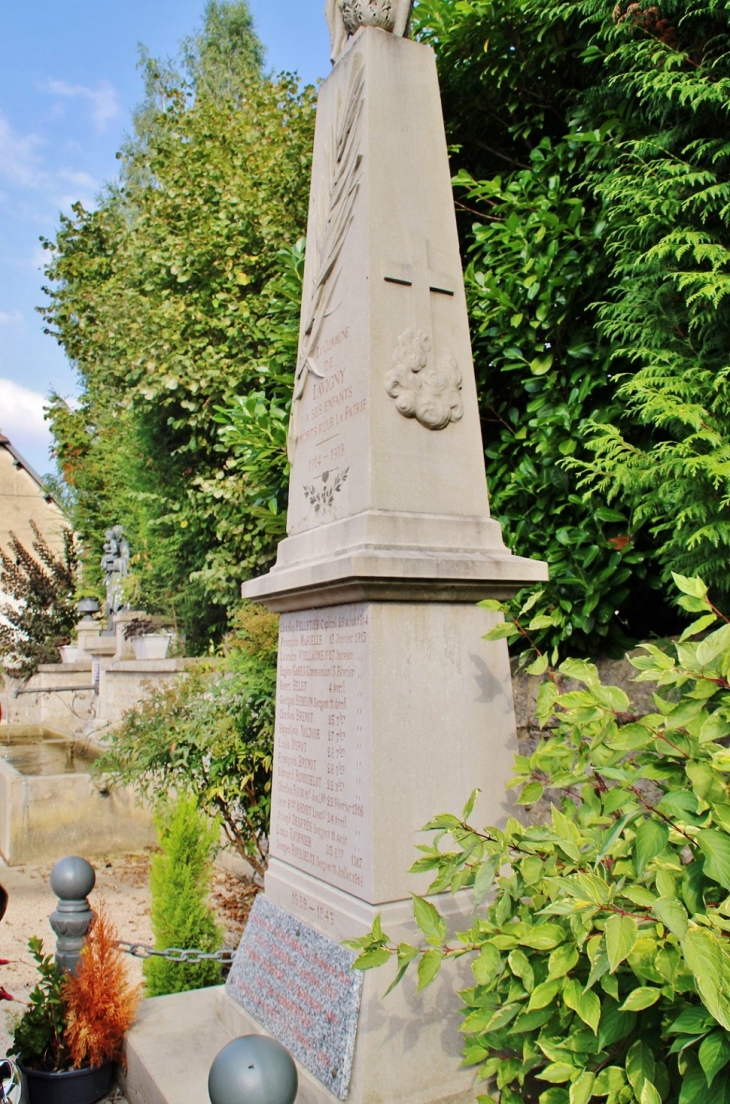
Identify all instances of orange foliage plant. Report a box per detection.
[63,903,142,1069]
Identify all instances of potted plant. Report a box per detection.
[122,618,172,661]
[9,906,141,1104]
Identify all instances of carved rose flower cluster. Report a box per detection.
[385,329,464,430]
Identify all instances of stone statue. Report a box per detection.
[101,524,131,629]
[325,0,414,64]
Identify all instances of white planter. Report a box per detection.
[58,645,81,664]
[131,634,171,661]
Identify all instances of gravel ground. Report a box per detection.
[1,850,256,1102]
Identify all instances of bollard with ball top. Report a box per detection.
[208,1036,298,1104]
[49,856,96,974]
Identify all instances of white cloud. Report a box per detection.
[44,79,120,134]
[0,113,44,189]
[0,378,52,461]
[0,310,23,326]
[0,111,100,215]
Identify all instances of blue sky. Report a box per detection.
[0,1,331,473]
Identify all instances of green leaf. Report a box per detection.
[353,947,392,970]
[528,979,561,1010]
[483,621,521,641]
[530,354,554,376]
[697,832,730,890]
[652,896,689,939]
[622,886,658,908]
[478,599,507,612]
[473,943,502,986]
[626,1041,656,1098]
[548,944,579,980]
[667,1007,716,1035]
[682,928,730,1030]
[569,1072,595,1104]
[672,574,709,602]
[593,1066,627,1096]
[641,1081,662,1104]
[517,781,545,805]
[417,948,444,990]
[474,856,500,906]
[508,949,535,992]
[383,943,420,996]
[699,1031,730,1087]
[680,614,718,641]
[634,820,669,875]
[412,896,447,945]
[679,1059,712,1104]
[605,915,638,973]
[563,978,601,1033]
[462,789,480,821]
[537,1064,576,1084]
[620,987,661,1012]
[519,925,565,950]
[525,653,550,676]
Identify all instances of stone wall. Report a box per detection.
[1,657,195,742]
[511,650,660,825]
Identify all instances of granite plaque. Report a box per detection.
[226,895,364,1100]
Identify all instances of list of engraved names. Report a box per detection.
[271,604,371,899]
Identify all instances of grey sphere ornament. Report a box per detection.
[50,856,96,901]
[208,1036,298,1104]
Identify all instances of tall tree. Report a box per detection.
[42,2,315,649]
[411,0,730,655]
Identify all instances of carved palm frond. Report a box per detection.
[294,54,365,402]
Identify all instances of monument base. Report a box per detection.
[225,597,515,1099]
[222,871,478,1104]
[217,990,475,1104]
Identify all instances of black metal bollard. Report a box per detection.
[208,1036,298,1104]
[49,856,95,974]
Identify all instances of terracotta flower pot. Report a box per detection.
[18,1060,113,1104]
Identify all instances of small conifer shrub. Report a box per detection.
[64,903,142,1069]
[144,796,224,997]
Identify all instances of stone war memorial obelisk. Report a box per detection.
[221,3,548,1102]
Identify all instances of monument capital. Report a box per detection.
[326,0,414,63]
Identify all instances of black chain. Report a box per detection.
[116,941,236,965]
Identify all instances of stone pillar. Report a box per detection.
[227,25,548,1104]
[49,856,95,973]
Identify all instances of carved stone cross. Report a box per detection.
[383,234,456,339]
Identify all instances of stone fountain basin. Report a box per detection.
[0,724,154,866]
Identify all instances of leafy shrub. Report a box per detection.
[145,796,223,997]
[0,523,77,680]
[97,602,278,877]
[11,938,69,1072]
[413,0,730,653]
[349,574,730,1104]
